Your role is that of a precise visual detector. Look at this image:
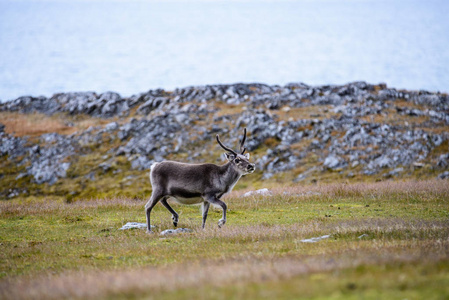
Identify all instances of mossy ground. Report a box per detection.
[1,180,448,299]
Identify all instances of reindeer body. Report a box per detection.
[145,129,254,232]
[150,161,241,205]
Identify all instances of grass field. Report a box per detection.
[1,180,449,299]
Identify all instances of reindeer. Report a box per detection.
[145,128,255,233]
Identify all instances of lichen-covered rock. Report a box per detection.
[0,81,448,192]
[136,97,169,115]
[24,133,78,185]
[104,122,119,132]
[438,171,449,179]
[0,132,28,159]
[438,154,449,168]
[323,155,345,170]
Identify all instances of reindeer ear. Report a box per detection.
[244,153,250,159]
[224,152,235,161]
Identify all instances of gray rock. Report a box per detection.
[438,171,449,179]
[130,155,154,170]
[136,97,168,114]
[104,122,119,132]
[432,134,444,146]
[294,167,318,182]
[1,81,448,188]
[160,228,193,236]
[300,235,331,243]
[15,173,27,180]
[98,162,112,172]
[374,155,393,168]
[28,160,70,185]
[0,133,28,158]
[99,92,125,116]
[85,172,96,181]
[29,145,40,155]
[384,167,404,178]
[323,155,343,169]
[174,113,189,124]
[437,154,449,168]
[23,133,78,184]
[363,169,378,175]
[119,222,155,230]
[241,188,271,197]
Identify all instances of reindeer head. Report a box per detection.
[216,128,255,175]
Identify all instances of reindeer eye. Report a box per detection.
[235,158,241,163]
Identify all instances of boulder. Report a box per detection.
[323,155,344,169]
[438,171,449,179]
[437,154,449,168]
[104,122,119,132]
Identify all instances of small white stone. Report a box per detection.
[300,235,331,243]
[119,222,154,230]
[242,188,272,197]
[160,228,193,236]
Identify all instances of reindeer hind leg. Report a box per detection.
[145,190,165,233]
[161,198,179,227]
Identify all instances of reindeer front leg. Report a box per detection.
[204,195,227,228]
[201,201,210,229]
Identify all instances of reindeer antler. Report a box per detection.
[216,134,238,156]
[240,128,247,154]
[217,128,248,155]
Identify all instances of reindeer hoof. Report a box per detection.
[173,222,178,227]
[218,219,226,228]
[146,230,155,235]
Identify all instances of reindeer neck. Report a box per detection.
[219,162,242,189]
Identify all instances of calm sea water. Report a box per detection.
[0,0,448,102]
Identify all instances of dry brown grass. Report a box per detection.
[0,112,77,137]
[0,197,141,217]
[359,108,431,127]
[212,102,246,118]
[230,179,449,200]
[274,105,337,122]
[394,99,428,110]
[1,240,447,300]
[0,112,125,138]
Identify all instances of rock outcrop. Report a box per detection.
[1,81,448,198]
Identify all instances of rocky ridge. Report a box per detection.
[0,82,448,200]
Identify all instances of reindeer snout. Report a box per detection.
[247,164,255,172]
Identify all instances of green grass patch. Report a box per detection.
[0,180,448,299]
